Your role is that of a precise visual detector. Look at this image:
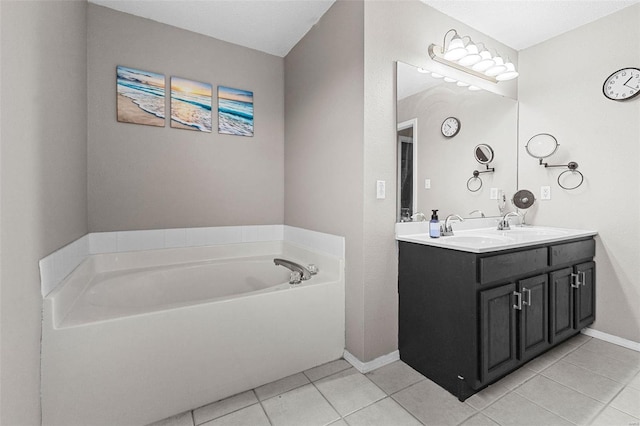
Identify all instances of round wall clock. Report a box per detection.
[441,117,460,138]
[603,67,640,101]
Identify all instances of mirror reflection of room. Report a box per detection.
[396,61,519,222]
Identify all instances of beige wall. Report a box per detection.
[362,1,518,360]
[518,4,640,342]
[286,0,517,362]
[87,5,284,232]
[0,1,88,423]
[284,0,366,358]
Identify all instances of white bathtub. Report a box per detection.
[41,241,345,426]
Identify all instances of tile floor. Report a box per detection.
[150,334,640,426]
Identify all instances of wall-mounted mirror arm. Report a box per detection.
[467,165,495,192]
[526,133,584,190]
[537,156,584,191]
[538,159,578,170]
[538,160,584,190]
[467,164,496,192]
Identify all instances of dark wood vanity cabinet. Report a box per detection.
[398,237,595,401]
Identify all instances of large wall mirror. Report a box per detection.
[396,61,518,222]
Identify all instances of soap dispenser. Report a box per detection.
[429,210,440,238]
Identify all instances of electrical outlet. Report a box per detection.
[490,188,498,200]
[376,180,386,199]
[541,186,551,200]
[424,179,431,189]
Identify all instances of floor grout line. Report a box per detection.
[513,379,600,426]
[254,389,274,426]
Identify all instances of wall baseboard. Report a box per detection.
[343,350,400,374]
[344,328,639,375]
[582,328,640,352]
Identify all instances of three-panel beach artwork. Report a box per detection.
[116,66,254,137]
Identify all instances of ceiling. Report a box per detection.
[90,0,640,56]
[421,0,640,51]
[89,0,336,57]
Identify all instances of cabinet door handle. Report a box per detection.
[513,291,522,310]
[522,287,531,306]
[579,271,586,286]
[571,273,581,288]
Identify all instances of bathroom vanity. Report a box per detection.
[396,224,597,401]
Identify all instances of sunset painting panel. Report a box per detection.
[170,77,212,132]
[116,66,165,127]
[218,86,254,137]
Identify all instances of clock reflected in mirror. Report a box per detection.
[603,67,640,101]
[441,116,461,138]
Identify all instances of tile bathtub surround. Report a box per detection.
[40,225,344,296]
[150,335,640,426]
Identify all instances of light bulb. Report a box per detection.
[443,34,468,61]
[485,56,507,76]
[472,50,495,72]
[456,81,470,87]
[431,72,444,79]
[444,77,457,83]
[458,42,481,66]
[468,86,481,91]
[496,62,519,81]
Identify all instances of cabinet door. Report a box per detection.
[518,275,551,362]
[550,267,575,344]
[480,283,518,384]
[575,261,596,330]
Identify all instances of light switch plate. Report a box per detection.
[376,180,386,199]
[425,179,431,189]
[490,188,498,200]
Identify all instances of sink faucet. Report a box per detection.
[498,212,522,230]
[411,212,427,222]
[469,209,486,218]
[274,258,317,284]
[442,214,464,236]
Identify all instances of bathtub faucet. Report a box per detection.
[274,258,317,284]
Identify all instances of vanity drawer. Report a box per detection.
[550,239,595,266]
[478,247,548,284]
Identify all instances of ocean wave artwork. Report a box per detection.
[117,66,165,127]
[218,86,254,137]
[170,77,212,133]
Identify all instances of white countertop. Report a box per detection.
[396,222,597,253]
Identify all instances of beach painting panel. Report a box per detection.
[170,77,212,132]
[116,66,165,127]
[218,86,254,137]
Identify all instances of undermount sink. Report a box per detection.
[440,235,515,246]
[490,227,570,237]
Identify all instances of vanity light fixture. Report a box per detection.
[415,65,483,92]
[429,29,519,84]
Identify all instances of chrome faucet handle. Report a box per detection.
[307,264,318,275]
[289,271,302,285]
[411,212,427,222]
[498,212,522,230]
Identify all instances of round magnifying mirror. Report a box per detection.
[512,189,536,210]
[474,144,494,164]
[526,133,559,159]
